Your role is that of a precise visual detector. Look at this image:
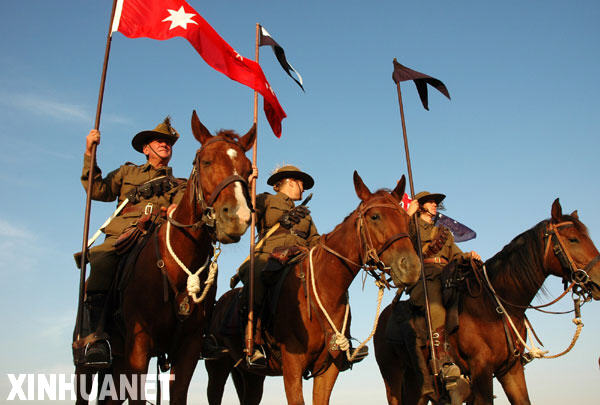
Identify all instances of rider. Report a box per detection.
[407,191,481,396]
[76,117,185,366]
[239,165,319,362]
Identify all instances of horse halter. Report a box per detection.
[543,220,600,299]
[168,136,251,232]
[320,194,410,284]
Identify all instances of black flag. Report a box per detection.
[259,26,304,91]
[392,58,450,110]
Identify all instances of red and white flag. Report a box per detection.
[111,0,286,137]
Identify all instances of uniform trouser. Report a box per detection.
[239,254,269,309]
[408,264,445,333]
[86,236,120,293]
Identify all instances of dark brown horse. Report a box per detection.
[205,173,422,405]
[75,110,256,404]
[374,199,600,405]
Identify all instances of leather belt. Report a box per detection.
[423,257,448,265]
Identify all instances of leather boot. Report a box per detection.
[432,327,460,390]
[80,293,111,368]
[246,315,267,368]
[200,334,229,360]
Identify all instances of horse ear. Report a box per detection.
[238,123,257,152]
[353,171,372,202]
[391,175,406,202]
[191,110,213,144]
[551,198,562,222]
[570,210,579,219]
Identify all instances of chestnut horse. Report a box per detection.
[374,199,600,405]
[205,173,421,405]
[75,110,256,404]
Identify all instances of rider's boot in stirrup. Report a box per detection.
[79,293,111,368]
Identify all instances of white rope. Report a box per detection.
[166,209,217,303]
[308,247,385,361]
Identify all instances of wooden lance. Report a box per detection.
[394,72,440,391]
[73,0,118,345]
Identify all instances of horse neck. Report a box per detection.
[315,211,362,294]
[165,177,212,270]
[484,223,550,311]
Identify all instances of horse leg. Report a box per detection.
[205,357,234,405]
[239,369,266,405]
[468,359,495,405]
[496,363,531,405]
[281,352,306,405]
[168,336,202,404]
[74,366,94,405]
[311,362,340,405]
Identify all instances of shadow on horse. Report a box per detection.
[374,199,600,405]
[205,173,422,405]
[74,110,256,404]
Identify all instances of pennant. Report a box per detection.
[259,26,304,91]
[111,0,286,137]
[402,194,476,242]
[392,58,450,110]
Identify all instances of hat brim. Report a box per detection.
[267,170,314,190]
[131,130,179,153]
[417,193,446,205]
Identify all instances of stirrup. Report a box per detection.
[246,346,267,369]
[440,362,461,390]
[83,339,112,369]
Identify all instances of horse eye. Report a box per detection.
[371,214,380,221]
[201,160,212,167]
[569,238,579,243]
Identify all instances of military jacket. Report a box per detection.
[255,192,319,255]
[81,154,185,237]
[411,217,467,272]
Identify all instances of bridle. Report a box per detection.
[319,194,410,284]
[167,136,251,232]
[542,220,600,301]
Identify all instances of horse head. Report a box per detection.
[190,110,255,243]
[352,171,421,288]
[546,198,600,300]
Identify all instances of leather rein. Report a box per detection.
[167,136,251,233]
[319,194,410,285]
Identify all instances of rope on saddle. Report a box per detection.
[308,247,386,362]
[482,264,584,360]
[166,208,220,303]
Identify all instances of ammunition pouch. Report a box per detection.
[125,176,178,204]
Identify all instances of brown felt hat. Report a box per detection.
[131,116,180,153]
[267,165,314,190]
[414,191,446,205]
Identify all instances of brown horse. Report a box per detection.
[374,199,600,405]
[75,110,256,404]
[205,173,421,405]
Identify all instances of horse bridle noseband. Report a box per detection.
[168,136,251,232]
[319,195,410,283]
[543,220,600,300]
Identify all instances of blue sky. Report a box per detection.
[1,0,599,403]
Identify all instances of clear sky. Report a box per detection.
[1,0,599,403]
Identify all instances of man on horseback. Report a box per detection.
[77,117,185,366]
[407,191,481,398]
[239,165,319,363]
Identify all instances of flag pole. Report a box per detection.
[74,0,118,344]
[395,79,440,392]
[245,22,260,360]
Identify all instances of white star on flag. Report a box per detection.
[162,6,198,30]
[235,53,244,61]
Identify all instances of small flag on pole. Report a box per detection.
[111,0,286,137]
[259,26,304,91]
[392,58,450,110]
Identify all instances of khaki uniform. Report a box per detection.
[240,192,319,306]
[81,154,185,292]
[408,217,469,332]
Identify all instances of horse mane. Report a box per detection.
[215,129,242,142]
[484,213,585,298]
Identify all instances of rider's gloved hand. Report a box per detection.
[288,205,310,223]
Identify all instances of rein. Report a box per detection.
[307,195,410,361]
